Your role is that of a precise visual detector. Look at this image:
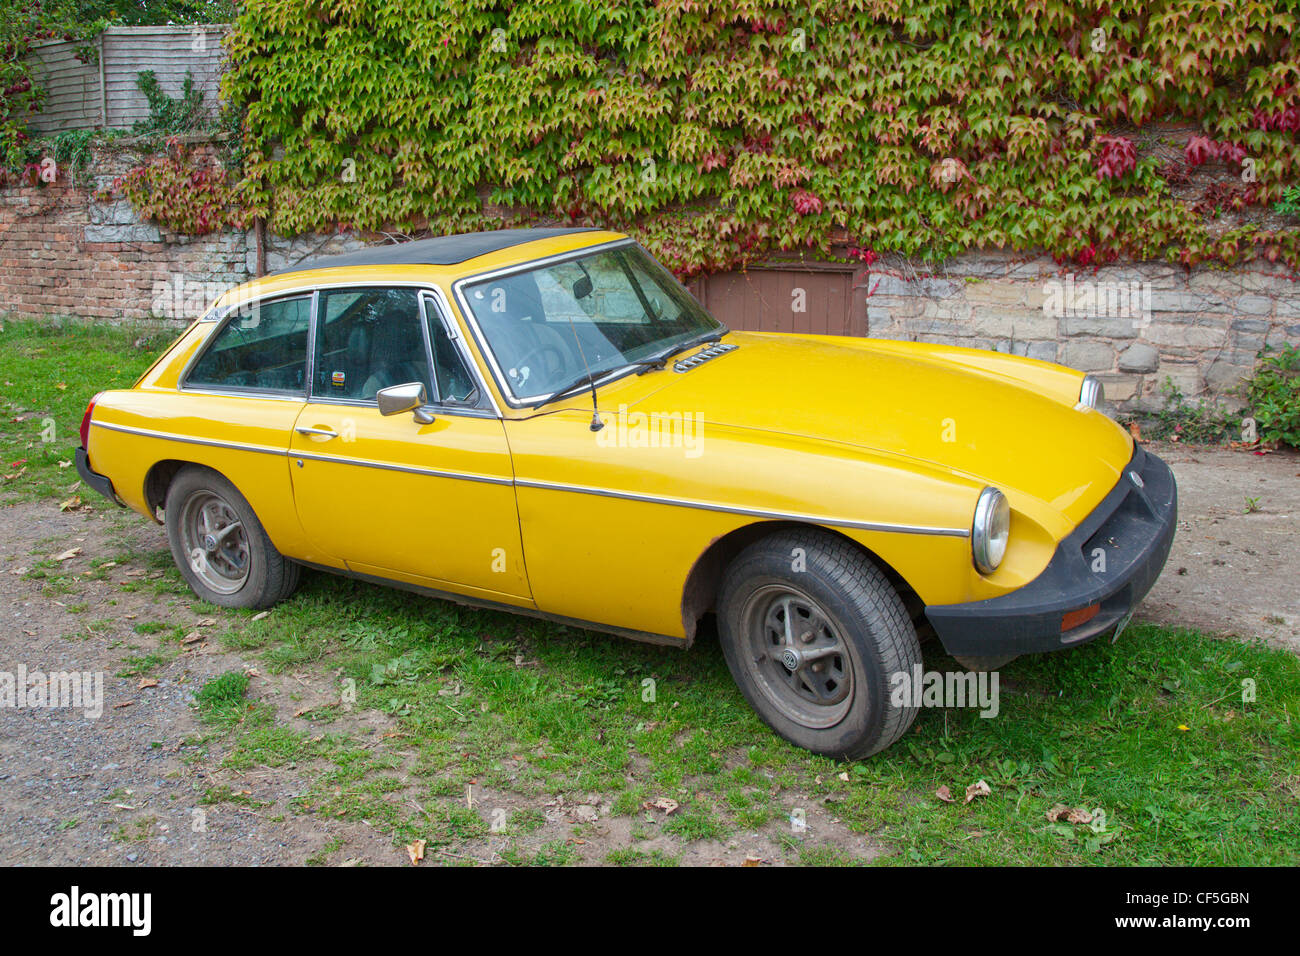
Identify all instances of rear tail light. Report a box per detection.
[79,393,102,449]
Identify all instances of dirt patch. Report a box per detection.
[0,502,400,866]
[1140,441,1300,653]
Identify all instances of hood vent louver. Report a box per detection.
[674,341,738,373]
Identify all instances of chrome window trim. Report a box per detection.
[414,289,443,405]
[178,289,316,398]
[301,283,499,418]
[303,289,320,400]
[297,395,496,421]
[450,237,644,409]
[421,287,496,416]
[169,389,308,404]
[309,284,435,407]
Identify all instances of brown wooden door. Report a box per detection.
[689,265,867,336]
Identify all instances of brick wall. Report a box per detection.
[2,145,1297,411]
[0,145,249,326]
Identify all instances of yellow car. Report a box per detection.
[76,227,1177,758]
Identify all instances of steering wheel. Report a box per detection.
[510,343,569,384]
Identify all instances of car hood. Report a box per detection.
[618,332,1133,532]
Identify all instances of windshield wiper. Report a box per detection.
[528,367,619,412]
[634,329,729,374]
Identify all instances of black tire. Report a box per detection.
[164,465,300,609]
[717,529,921,759]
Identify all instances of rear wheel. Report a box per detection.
[717,530,921,759]
[164,466,299,609]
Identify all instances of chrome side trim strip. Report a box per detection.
[91,421,967,536]
[91,420,286,457]
[292,450,513,486]
[513,477,971,537]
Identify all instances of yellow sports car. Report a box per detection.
[76,228,1177,758]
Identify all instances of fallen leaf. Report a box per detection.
[113,700,133,709]
[58,459,72,469]
[58,495,82,512]
[53,547,82,561]
[1177,724,1190,731]
[182,631,204,644]
[964,779,991,804]
[741,856,763,867]
[251,611,270,622]
[405,839,426,865]
[137,678,158,690]
[936,785,954,803]
[1046,804,1093,824]
[196,617,217,627]
[643,798,679,815]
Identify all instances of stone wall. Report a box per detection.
[863,255,1300,411]
[2,145,1297,411]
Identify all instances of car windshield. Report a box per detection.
[458,243,725,402]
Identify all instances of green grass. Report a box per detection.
[208,570,1299,865]
[0,317,175,502]
[194,670,251,725]
[5,319,1299,865]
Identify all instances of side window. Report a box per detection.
[312,287,433,402]
[421,294,480,406]
[187,296,311,394]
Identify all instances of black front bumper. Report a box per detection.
[75,447,123,507]
[925,445,1177,658]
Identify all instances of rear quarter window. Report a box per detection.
[186,296,312,394]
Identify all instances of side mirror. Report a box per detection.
[376,382,434,424]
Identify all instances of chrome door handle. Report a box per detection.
[295,426,339,439]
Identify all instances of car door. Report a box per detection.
[288,285,531,603]
[174,292,313,558]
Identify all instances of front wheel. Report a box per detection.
[164,466,300,609]
[717,530,921,759]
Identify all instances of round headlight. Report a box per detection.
[972,487,1011,575]
[1079,375,1104,410]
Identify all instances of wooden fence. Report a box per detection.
[25,25,229,134]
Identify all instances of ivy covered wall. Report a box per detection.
[222,0,1300,276]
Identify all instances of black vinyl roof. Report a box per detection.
[270,227,603,276]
